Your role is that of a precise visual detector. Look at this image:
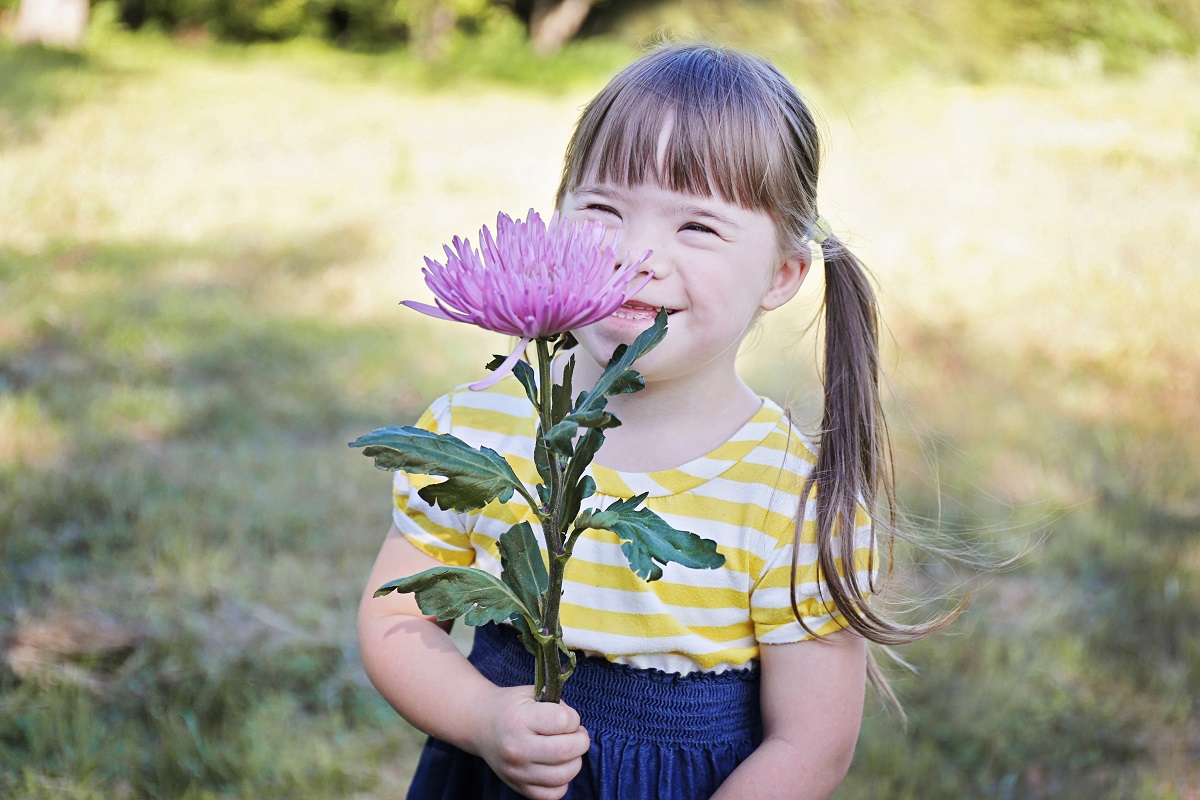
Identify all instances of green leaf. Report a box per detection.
[548,310,669,448]
[374,566,528,627]
[499,522,548,628]
[561,429,604,526]
[574,493,725,581]
[483,354,537,408]
[583,307,668,407]
[551,331,577,357]
[512,359,539,408]
[577,475,596,502]
[550,355,575,427]
[350,426,529,513]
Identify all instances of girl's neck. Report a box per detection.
[561,351,762,473]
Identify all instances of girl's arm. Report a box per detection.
[710,631,867,800]
[358,525,591,800]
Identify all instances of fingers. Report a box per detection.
[476,689,591,799]
[525,700,582,735]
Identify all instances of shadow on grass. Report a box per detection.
[0,43,104,148]
[835,318,1200,799]
[0,228,476,797]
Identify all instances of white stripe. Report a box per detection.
[565,628,757,658]
[452,389,532,418]
[757,617,837,644]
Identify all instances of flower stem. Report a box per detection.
[535,337,567,703]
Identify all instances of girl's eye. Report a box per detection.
[681,222,717,235]
[586,203,619,217]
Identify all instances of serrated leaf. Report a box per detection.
[374,566,528,627]
[350,426,528,513]
[574,493,725,581]
[499,522,548,629]
[549,310,668,446]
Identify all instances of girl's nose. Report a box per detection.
[617,231,668,279]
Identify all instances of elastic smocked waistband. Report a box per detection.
[468,623,762,748]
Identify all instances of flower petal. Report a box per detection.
[469,337,532,391]
[400,300,459,322]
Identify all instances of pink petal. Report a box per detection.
[469,337,532,391]
[401,300,459,322]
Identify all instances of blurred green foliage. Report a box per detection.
[92,0,1200,73]
[110,0,496,46]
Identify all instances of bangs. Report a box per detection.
[559,48,793,212]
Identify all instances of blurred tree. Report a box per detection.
[12,0,88,49]
[396,0,459,61]
[528,0,593,55]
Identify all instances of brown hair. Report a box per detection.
[556,43,954,712]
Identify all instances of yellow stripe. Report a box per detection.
[560,603,754,644]
[753,546,876,590]
[717,460,807,495]
[455,406,533,437]
[647,493,796,537]
[590,466,636,497]
[646,468,701,494]
[405,535,475,566]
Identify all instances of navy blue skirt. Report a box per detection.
[406,623,762,800]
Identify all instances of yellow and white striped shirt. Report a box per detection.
[393,374,875,674]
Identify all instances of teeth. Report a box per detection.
[615,304,676,318]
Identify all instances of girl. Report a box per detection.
[359,43,941,800]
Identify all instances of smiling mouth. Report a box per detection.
[612,301,678,320]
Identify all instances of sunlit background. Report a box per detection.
[1,1,1198,797]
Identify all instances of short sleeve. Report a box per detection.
[750,501,877,644]
[392,393,476,566]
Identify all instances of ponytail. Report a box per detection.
[792,227,958,718]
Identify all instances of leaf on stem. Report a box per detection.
[516,360,540,408]
[561,429,603,527]
[374,567,531,628]
[543,309,668,457]
[583,307,669,404]
[550,355,575,427]
[349,426,531,512]
[574,493,726,581]
[499,522,549,629]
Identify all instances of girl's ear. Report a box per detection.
[760,249,811,312]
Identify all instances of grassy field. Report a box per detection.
[1,16,1199,800]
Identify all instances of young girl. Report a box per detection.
[359,43,939,800]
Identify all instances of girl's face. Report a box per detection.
[562,179,808,389]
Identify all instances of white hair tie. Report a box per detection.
[812,216,832,245]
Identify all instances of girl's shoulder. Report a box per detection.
[749,397,819,476]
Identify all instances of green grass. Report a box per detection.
[2,15,1199,800]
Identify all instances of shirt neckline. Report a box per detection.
[585,398,786,499]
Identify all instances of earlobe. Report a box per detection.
[760,252,811,312]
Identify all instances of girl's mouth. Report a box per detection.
[612,301,678,321]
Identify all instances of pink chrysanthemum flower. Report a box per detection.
[403,210,652,390]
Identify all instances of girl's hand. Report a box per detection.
[472,685,590,800]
